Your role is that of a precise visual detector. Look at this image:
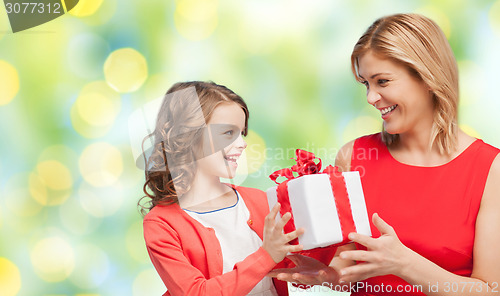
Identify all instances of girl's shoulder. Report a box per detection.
[143,202,183,225]
[231,185,266,197]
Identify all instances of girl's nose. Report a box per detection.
[235,133,247,149]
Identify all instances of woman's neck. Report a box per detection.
[389,129,474,167]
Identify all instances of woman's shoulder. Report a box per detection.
[335,133,382,171]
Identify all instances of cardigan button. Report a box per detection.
[247,219,253,226]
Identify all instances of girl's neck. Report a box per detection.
[178,171,233,210]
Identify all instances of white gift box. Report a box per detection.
[266,171,371,250]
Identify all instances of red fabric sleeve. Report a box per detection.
[144,219,278,296]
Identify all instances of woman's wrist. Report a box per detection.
[397,245,419,280]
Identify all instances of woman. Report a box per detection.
[141,81,303,295]
[271,13,500,295]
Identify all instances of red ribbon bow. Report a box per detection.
[270,149,324,184]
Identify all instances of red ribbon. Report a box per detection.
[269,149,357,246]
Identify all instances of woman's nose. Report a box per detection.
[366,88,381,106]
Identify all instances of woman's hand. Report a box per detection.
[268,254,339,286]
[338,213,414,282]
[262,203,304,263]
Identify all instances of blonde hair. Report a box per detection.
[139,81,249,214]
[351,13,459,154]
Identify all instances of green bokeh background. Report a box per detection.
[1,0,500,295]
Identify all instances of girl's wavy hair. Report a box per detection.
[138,81,249,215]
[351,13,459,154]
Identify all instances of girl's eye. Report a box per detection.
[360,80,369,87]
[224,130,234,136]
[378,79,389,85]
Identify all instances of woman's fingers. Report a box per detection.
[348,232,374,248]
[372,213,396,235]
[339,262,378,282]
[339,249,372,262]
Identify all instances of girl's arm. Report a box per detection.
[144,204,303,296]
[339,154,500,295]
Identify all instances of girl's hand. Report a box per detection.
[262,203,304,263]
[268,254,339,286]
[338,213,413,282]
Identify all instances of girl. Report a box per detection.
[140,81,303,296]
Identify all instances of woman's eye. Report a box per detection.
[361,80,369,87]
[224,130,234,136]
[378,79,389,85]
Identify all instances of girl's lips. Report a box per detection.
[224,154,241,166]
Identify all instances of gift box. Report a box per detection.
[266,149,371,250]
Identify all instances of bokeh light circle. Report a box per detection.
[30,237,75,282]
[67,33,110,79]
[76,93,118,126]
[59,195,101,235]
[71,81,121,138]
[174,0,218,41]
[126,220,150,263]
[78,181,124,217]
[342,116,380,143]
[69,0,104,17]
[29,160,73,206]
[0,258,22,296]
[104,48,148,93]
[4,173,43,217]
[415,6,452,38]
[0,60,20,106]
[460,124,481,139]
[238,129,266,174]
[69,243,110,289]
[36,160,73,191]
[79,142,123,187]
[132,268,167,296]
[489,0,500,38]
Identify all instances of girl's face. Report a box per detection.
[196,102,247,179]
[357,51,434,136]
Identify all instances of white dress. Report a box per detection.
[185,190,278,296]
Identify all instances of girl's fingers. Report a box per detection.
[275,212,292,230]
[284,228,304,243]
[266,203,280,223]
[287,244,303,253]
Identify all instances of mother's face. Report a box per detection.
[357,51,434,136]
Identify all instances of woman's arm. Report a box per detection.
[144,204,303,296]
[339,154,500,295]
